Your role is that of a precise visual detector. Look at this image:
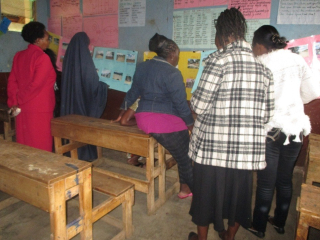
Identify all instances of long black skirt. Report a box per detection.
[189,162,253,232]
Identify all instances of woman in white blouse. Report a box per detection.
[247,25,320,238]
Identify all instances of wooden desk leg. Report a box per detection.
[4,122,12,141]
[123,187,134,238]
[79,167,93,240]
[158,143,166,205]
[295,213,309,240]
[97,146,102,158]
[146,138,155,215]
[54,137,63,155]
[69,140,79,159]
[49,179,67,240]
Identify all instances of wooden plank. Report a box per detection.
[51,115,150,157]
[52,115,149,137]
[308,133,320,143]
[55,141,87,155]
[79,167,93,240]
[123,188,134,238]
[92,168,134,197]
[305,157,320,185]
[0,139,91,184]
[0,167,50,211]
[67,217,84,239]
[92,197,122,223]
[50,179,67,239]
[299,184,320,216]
[93,167,148,193]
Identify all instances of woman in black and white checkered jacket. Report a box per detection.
[188,8,275,240]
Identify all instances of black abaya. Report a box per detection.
[60,32,108,161]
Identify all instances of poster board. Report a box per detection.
[93,47,138,92]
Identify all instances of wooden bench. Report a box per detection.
[0,139,135,240]
[296,184,320,240]
[304,134,320,185]
[0,103,15,141]
[92,168,134,240]
[0,138,93,239]
[51,114,179,215]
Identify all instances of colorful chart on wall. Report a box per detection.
[56,36,70,71]
[191,50,216,94]
[47,31,61,56]
[93,47,138,92]
[143,51,203,100]
[56,37,94,71]
[229,0,271,19]
[83,15,119,48]
[174,0,228,9]
[82,0,118,16]
[178,51,201,100]
[286,36,314,66]
[48,17,62,36]
[143,51,157,61]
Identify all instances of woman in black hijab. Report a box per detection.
[60,32,108,161]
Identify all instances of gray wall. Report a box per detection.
[0,0,319,72]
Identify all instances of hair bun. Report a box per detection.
[271,34,287,45]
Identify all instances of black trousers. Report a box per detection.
[151,130,193,191]
[252,129,302,232]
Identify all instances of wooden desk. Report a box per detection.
[0,139,93,239]
[0,103,15,141]
[51,114,179,215]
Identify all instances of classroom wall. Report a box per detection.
[1,0,320,72]
[0,0,48,72]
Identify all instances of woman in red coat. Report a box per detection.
[7,22,56,151]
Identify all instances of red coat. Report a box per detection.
[7,44,56,151]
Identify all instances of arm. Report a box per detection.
[165,71,194,126]
[190,58,223,115]
[120,69,141,110]
[17,54,54,105]
[264,69,275,124]
[120,108,137,126]
[112,108,137,126]
[300,60,320,104]
[7,55,19,107]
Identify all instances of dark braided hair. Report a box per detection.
[21,21,46,44]
[215,7,247,48]
[252,25,287,50]
[149,33,178,60]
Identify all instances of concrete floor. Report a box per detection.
[0,149,319,240]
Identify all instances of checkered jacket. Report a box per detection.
[189,41,274,170]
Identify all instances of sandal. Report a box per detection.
[178,192,193,199]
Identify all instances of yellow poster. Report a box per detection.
[143,51,157,61]
[178,51,201,100]
[143,51,201,100]
[47,31,61,56]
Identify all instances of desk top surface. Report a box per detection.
[51,114,149,138]
[0,139,91,184]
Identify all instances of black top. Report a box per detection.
[60,32,108,161]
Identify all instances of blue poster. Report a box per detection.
[93,47,138,92]
[191,50,216,93]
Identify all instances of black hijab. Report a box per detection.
[60,32,108,161]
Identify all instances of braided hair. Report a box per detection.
[215,7,247,48]
[149,33,178,60]
[252,25,287,50]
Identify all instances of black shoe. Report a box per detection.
[268,216,285,234]
[188,231,198,240]
[246,227,265,238]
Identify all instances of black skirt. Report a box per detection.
[189,162,253,232]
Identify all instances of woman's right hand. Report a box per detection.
[111,110,125,123]
[8,105,21,117]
